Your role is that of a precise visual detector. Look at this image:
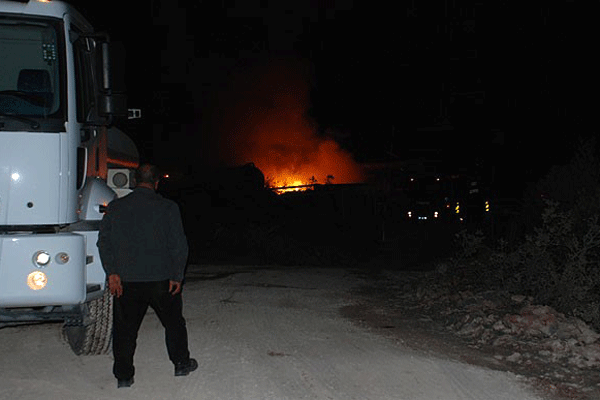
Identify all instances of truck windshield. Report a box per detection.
[0,16,65,131]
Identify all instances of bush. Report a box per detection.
[456,137,600,330]
[494,200,600,329]
[521,136,600,232]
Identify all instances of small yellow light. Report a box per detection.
[27,271,48,290]
[56,252,70,264]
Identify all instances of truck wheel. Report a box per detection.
[63,288,113,355]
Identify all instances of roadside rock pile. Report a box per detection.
[388,269,600,397]
[411,278,600,366]
[446,295,600,367]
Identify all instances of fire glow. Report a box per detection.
[215,59,364,194]
[263,138,362,194]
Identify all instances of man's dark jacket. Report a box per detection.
[97,187,189,282]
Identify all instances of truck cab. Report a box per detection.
[0,0,137,355]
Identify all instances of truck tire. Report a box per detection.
[63,288,113,355]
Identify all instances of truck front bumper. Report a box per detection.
[0,233,86,307]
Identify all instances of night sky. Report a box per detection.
[77,1,598,197]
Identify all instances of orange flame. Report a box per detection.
[215,59,364,192]
[261,139,364,193]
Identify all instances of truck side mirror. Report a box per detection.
[98,91,127,118]
[96,39,128,119]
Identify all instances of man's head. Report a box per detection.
[135,164,161,189]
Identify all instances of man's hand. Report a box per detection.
[108,274,123,297]
[169,280,182,295]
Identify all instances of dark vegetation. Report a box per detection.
[451,138,600,331]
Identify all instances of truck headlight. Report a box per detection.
[33,250,51,267]
[27,271,48,290]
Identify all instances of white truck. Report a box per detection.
[0,0,139,355]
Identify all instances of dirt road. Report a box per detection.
[0,265,545,399]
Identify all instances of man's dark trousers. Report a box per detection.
[112,280,190,380]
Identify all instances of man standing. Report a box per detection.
[97,164,196,388]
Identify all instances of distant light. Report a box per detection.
[163,174,170,179]
[11,172,20,182]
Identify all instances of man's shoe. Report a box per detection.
[117,377,134,388]
[174,358,198,376]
